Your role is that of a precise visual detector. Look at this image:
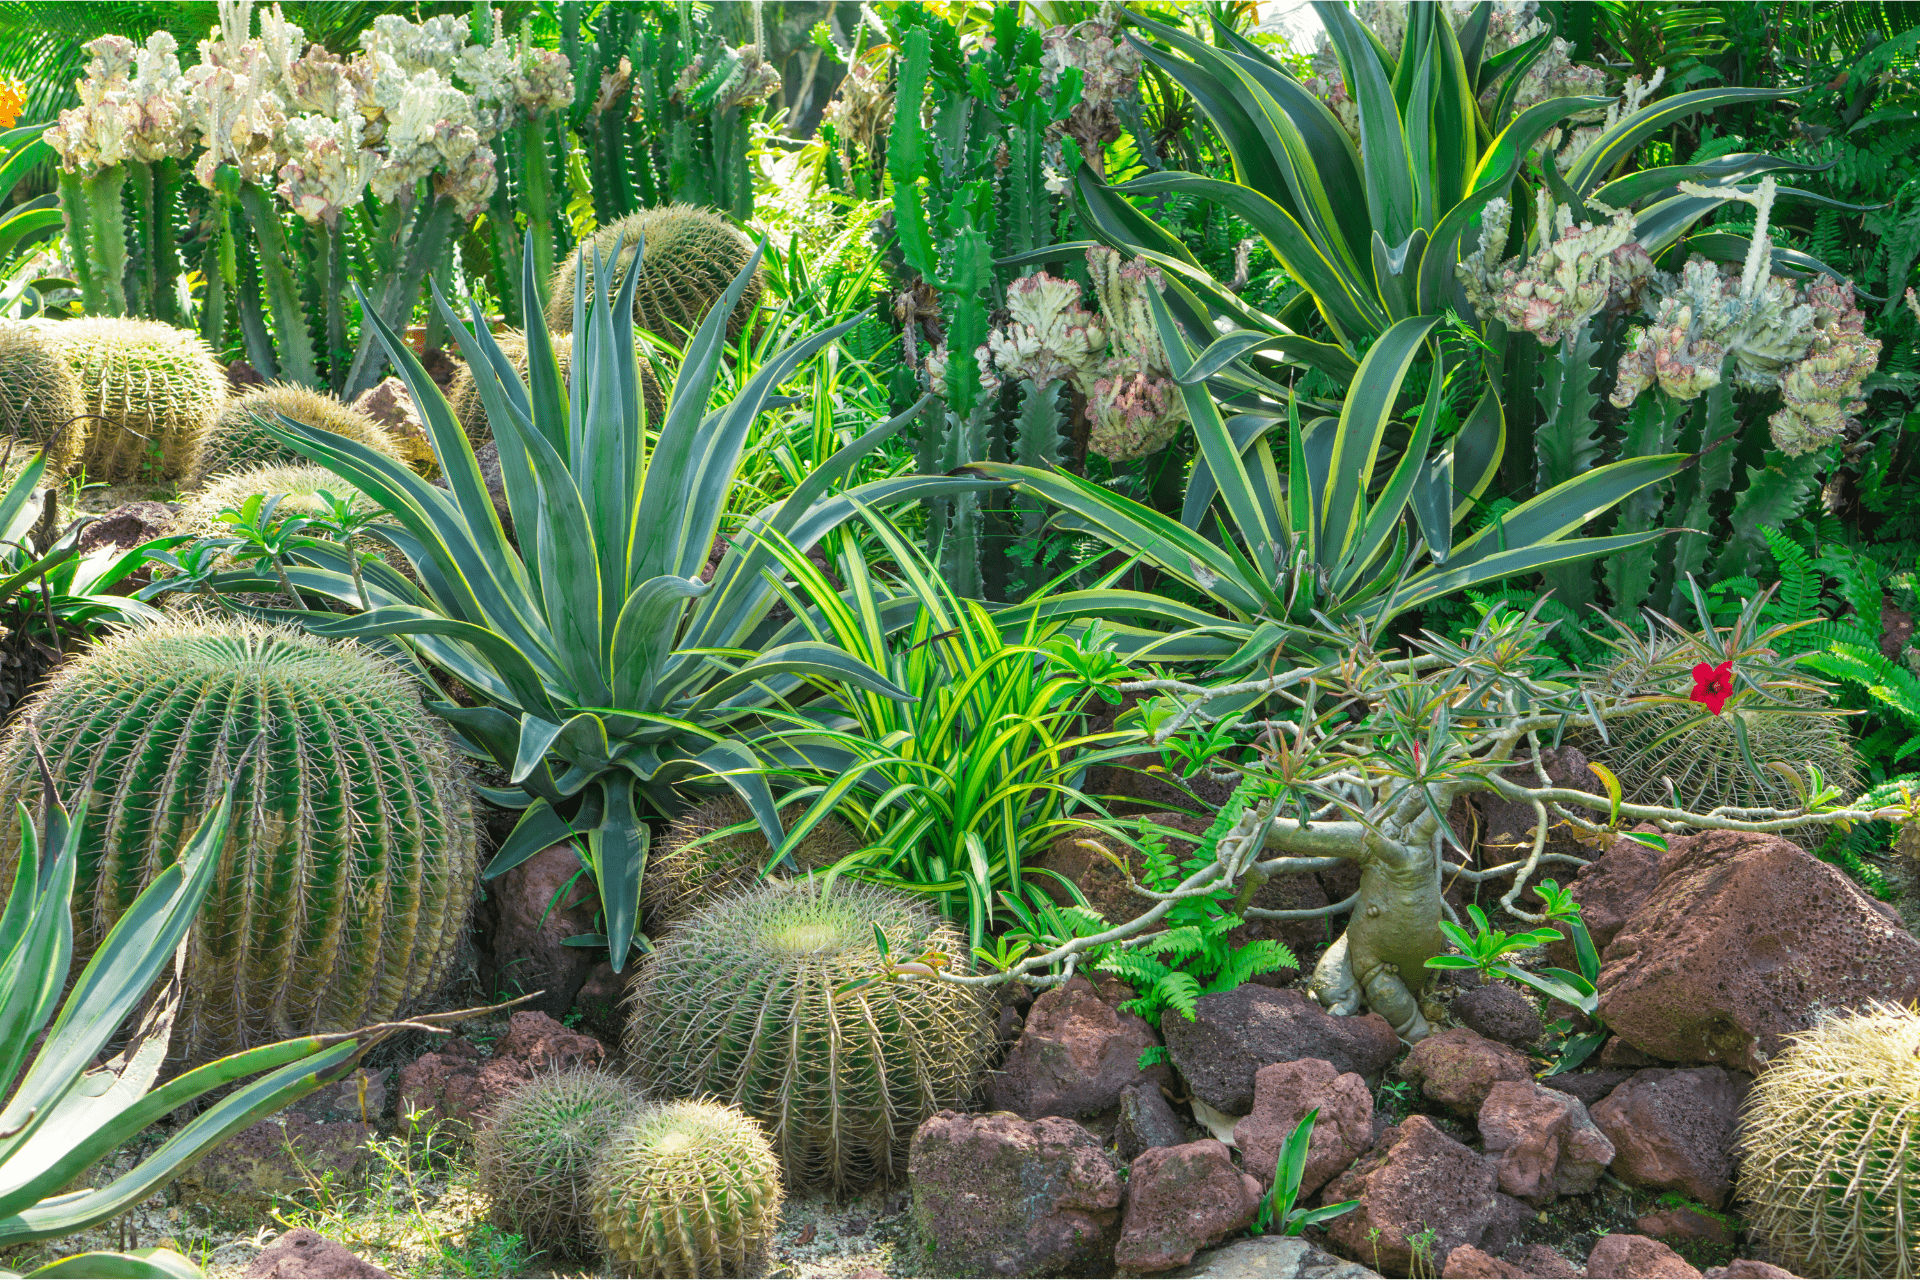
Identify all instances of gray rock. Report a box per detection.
[1173,1235,1382,1278]
[1118,1082,1187,1161]
[1163,986,1401,1115]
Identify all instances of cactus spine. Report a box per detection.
[643,795,863,933]
[46,317,226,484]
[0,619,478,1064]
[0,322,87,475]
[589,1100,783,1279]
[188,383,401,491]
[624,878,991,1190]
[1738,1001,1920,1278]
[477,1067,650,1259]
[544,205,763,343]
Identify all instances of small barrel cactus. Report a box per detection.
[186,382,404,491]
[0,618,478,1064]
[545,204,763,343]
[1738,1001,1920,1278]
[476,1067,650,1260]
[448,332,664,447]
[589,1100,782,1279]
[643,795,863,932]
[43,317,226,483]
[624,878,991,1189]
[0,320,86,474]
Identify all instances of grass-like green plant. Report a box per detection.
[753,513,1144,947]
[624,878,990,1190]
[1252,1110,1361,1238]
[251,235,995,972]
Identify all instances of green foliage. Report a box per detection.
[623,878,991,1191]
[0,618,478,1065]
[1097,787,1297,1028]
[0,760,418,1279]
[258,237,989,973]
[589,1100,783,1280]
[1252,1110,1362,1238]
[758,514,1143,949]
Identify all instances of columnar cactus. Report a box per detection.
[187,382,403,490]
[0,618,478,1064]
[44,318,226,483]
[1738,1001,1920,1278]
[589,1100,783,1279]
[624,879,992,1189]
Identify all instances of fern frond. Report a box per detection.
[1155,971,1202,1021]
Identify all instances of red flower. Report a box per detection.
[1690,661,1735,715]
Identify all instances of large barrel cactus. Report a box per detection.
[624,878,991,1189]
[187,382,403,491]
[44,317,226,483]
[0,320,86,474]
[1738,1001,1920,1278]
[544,205,763,343]
[0,618,478,1063]
[642,795,863,933]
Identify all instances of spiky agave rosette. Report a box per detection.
[446,333,667,447]
[544,204,764,342]
[1738,1001,1920,1278]
[476,1066,650,1259]
[0,618,478,1063]
[589,1100,783,1279]
[642,795,865,933]
[42,317,227,483]
[624,878,992,1189]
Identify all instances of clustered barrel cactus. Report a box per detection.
[0,322,85,474]
[0,618,478,1063]
[625,878,991,1190]
[642,795,863,932]
[476,1067,650,1260]
[188,381,402,489]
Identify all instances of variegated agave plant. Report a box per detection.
[258,237,996,969]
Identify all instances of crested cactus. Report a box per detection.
[624,879,992,1190]
[544,204,762,343]
[477,1067,650,1259]
[643,795,863,933]
[0,618,478,1064]
[0,322,87,475]
[589,1100,783,1279]
[447,332,666,447]
[1738,1001,1920,1278]
[44,317,226,483]
[187,382,403,491]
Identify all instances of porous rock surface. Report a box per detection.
[1164,985,1399,1114]
[987,975,1165,1120]
[1114,1139,1261,1272]
[1589,1067,1748,1209]
[1320,1116,1530,1276]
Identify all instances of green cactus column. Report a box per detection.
[0,620,480,1064]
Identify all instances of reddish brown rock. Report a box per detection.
[1513,1244,1585,1277]
[1589,1068,1747,1209]
[1704,1263,1798,1278]
[478,842,608,1021]
[177,1113,369,1214]
[1452,982,1544,1049]
[1321,1116,1530,1277]
[909,1110,1122,1278]
[988,975,1165,1120]
[1441,1246,1526,1278]
[1163,986,1401,1115]
[394,1012,607,1132]
[226,359,268,392]
[1600,1037,1664,1069]
[1237,1058,1373,1197]
[1545,1068,1634,1108]
[1637,1208,1736,1248]
[1586,1233,1702,1279]
[1398,1027,1533,1118]
[1477,1080,1613,1205]
[1597,830,1920,1073]
[1114,1140,1262,1273]
[1118,1083,1186,1161]
[78,500,178,555]
[242,1228,389,1278]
